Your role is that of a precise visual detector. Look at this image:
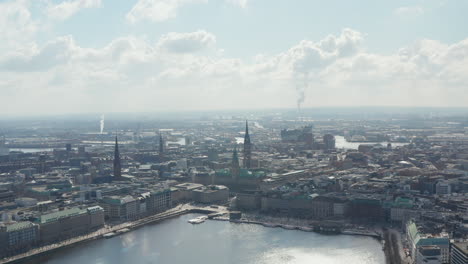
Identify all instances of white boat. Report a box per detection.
[116,228,130,234]
[188,216,208,224]
[103,232,116,239]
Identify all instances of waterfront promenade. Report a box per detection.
[213,216,381,239]
[24,213,386,264]
[0,204,227,264]
[0,205,403,264]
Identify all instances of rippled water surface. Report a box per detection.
[33,214,385,264]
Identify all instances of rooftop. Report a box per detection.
[5,221,36,232]
[39,207,86,224]
[452,242,468,256]
[175,183,204,190]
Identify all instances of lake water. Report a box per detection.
[9,148,54,153]
[235,137,244,144]
[31,214,385,264]
[335,136,408,150]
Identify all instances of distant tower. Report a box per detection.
[323,134,336,150]
[0,136,9,156]
[159,133,164,155]
[113,136,122,180]
[134,123,141,143]
[231,146,240,181]
[243,121,252,169]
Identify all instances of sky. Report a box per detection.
[1,0,468,115]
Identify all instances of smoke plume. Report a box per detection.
[100,114,105,134]
[295,72,308,111]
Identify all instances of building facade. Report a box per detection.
[38,206,104,245]
[0,221,39,258]
[100,196,138,222]
[416,245,442,264]
[146,189,172,214]
[451,242,468,264]
[192,185,229,204]
[407,221,450,264]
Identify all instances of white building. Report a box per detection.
[416,246,442,264]
[436,181,451,195]
[407,221,450,264]
[100,195,138,221]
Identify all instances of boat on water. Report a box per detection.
[103,232,116,239]
[116,228,130,234]
[188,216,208,224]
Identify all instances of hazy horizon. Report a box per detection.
[1,106,468,120]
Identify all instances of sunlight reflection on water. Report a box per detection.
[33,214,384,264]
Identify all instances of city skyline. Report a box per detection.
[0,106,468,263]
[2,1,468,264]
[1,0,468,115]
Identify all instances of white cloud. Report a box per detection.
[317,38,468,106]
[46,0,102,21]
[126,0,207,23]
[287,28,364,74]
[1,28,468,115]
[0,0,37,52]
[0,36,78,72]
[395,6,424,17]
[226,0,249,8]
[157,30,216,53]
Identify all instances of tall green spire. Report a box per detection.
[159,133,164,155]
[232,146,240,180]
[243,120,252,168]
[113,136,122,179]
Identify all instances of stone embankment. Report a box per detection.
[1,205,394,264]
[213,217,381,238]
[0,204,226,264]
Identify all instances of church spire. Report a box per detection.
[231,146,240,181]
[243,120,252,168]
[244,120,250,144]
[113,136,122,180]
[159,133,164,155]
